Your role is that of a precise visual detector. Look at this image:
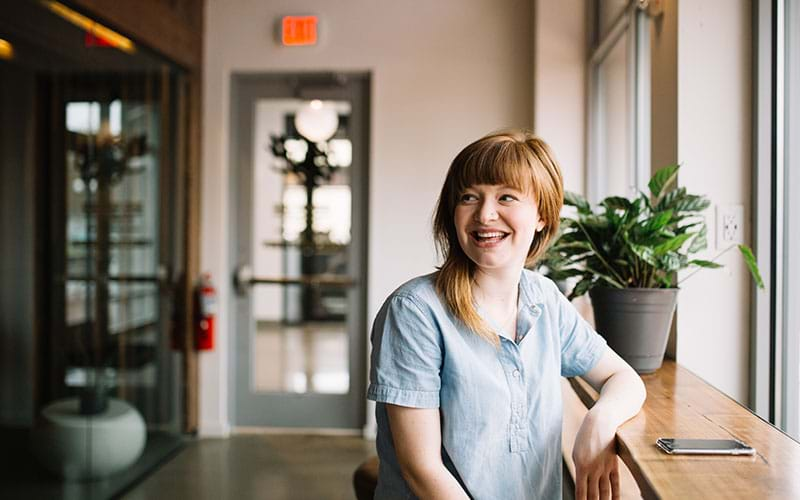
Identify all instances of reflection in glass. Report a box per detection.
[253,322,349,394]
[64,92,162,402]
[0,0,185,495]
[251,99,353,395]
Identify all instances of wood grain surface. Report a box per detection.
[568,361,800,499]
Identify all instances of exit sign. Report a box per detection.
[282,16,318,46]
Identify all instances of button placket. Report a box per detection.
[502,345,528,453]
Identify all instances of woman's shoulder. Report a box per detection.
[374,272,445,330]
[520,268,562,303]
[387,272,440,306]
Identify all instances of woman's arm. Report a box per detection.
[386,404,470,499]
[572,347,646,500]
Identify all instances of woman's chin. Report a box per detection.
[470,256,524,274]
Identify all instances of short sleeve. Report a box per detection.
[367,294,442,408]
[552,284,607,377]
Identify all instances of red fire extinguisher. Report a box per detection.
[195,273,217,351]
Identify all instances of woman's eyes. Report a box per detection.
[459,193,518,203]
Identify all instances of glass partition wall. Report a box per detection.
[0,2,185,498]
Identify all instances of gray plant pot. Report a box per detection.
[588,287,678,374]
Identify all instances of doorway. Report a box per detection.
[230,73,369,429]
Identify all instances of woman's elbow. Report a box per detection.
[397,457,444,496]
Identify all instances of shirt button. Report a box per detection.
[512,369,521,378]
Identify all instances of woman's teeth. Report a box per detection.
[473,231,508,242]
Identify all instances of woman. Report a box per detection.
[367,130,646,500]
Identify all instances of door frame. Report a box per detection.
[228,72,370,429]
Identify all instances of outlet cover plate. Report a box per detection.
[716,204,744,249]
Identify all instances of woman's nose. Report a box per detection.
[475,200,498,223]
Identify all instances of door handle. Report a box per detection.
[233,264,254,296]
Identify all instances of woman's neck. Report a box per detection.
[472,268,521,308]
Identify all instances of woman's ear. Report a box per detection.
[535,219,545,232]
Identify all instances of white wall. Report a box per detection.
[675,0,753,403]
[201,0,534,435]
[533,0,587,195]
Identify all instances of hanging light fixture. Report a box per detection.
[294,100,339,143]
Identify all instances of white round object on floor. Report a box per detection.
[31,397,146,480]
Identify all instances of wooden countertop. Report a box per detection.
[566,360,800,499]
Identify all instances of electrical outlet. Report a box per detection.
[716,204,744,248]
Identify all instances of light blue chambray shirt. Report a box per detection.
[367,269,607,500]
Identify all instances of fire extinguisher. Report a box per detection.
[195,273,217,351]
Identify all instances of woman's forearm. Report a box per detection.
[401,462,470,500]
[386,404,470,499]
[589,368,646,429]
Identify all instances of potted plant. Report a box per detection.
[544,164,764,373]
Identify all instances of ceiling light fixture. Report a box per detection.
[0,39,13,60]
[294,100,339,143]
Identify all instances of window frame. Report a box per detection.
[587,0,650,204]
[752,0,799,439]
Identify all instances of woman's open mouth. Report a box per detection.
[470,230,509,247]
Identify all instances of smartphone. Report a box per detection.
[656,437,755,455]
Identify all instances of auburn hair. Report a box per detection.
[433,130,564,346]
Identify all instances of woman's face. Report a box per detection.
[453,183,545,275]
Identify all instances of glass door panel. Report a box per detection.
[232,74,369,429]
[251,99,352,396]
[63,80,173,424]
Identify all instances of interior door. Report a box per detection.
[230,73,369,429]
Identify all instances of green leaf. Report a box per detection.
[688,225,708,253]
[656,274,674,288]
[580,214,609,230]
[649,164,680,205]
[568,276,596,300]
[738,244,765,289]
[688,259,723,269]
[601,196,631,212]
[584,265,625,288]
[642,210,673,233]
[553,241,593,251]
[655,187,686,211]
[546,268,587,281]
[673,194,710,213]
[654,233,693,256]
[639,191,654,211]
[659,253,687,273]
[564,191,592,214]
[629,244,656,266]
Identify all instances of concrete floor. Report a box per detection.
[122,434,375,500]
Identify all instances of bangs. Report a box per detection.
[450,139,534,200]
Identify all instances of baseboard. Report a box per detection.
[198,421,231,437]
[232,426,363,436]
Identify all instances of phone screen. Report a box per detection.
[656,438,755,454]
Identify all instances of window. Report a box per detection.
[753,0,800,440]
[587,0,651,203]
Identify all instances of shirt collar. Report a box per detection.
[519,269,545,311]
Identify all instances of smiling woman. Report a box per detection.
[433,131,563,346]
[366,130,646,500]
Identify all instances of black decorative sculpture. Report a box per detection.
[270,133,342,320]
